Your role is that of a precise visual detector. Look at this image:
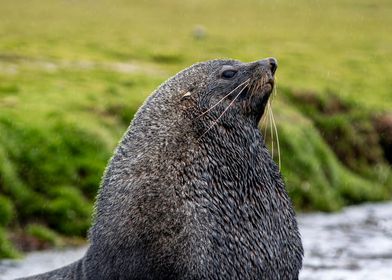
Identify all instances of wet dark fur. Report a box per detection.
[19,58,303,280]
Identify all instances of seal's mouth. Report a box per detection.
[262,78,275,94]
[250,76,275,102]
[243,74,275,122]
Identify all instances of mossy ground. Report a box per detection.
[0,0,391,258]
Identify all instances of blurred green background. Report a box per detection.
[0,0,391,258]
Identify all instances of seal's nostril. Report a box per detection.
[268,57,278,74]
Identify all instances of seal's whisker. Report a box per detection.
[198,80,250,140]
[259,81,270,136]
[273,77,278,98]
[268,101,275,158]
[197,79,250,119]
[269,102,281,170]
[268,82,277,107]
[250,80,263,101]
[265,79,281,170]
[262,103,270,140]
[260,113,268,130]
[259,111,268,133]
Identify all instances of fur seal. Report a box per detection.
[19,58,303,279]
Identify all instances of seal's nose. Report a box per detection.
[268,57,278,75]
[257,57,278,75]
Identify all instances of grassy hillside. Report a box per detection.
[0,0,391,258]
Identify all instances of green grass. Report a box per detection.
[0,0,391,257]
[26,224,61,248]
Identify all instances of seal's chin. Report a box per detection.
[262,79,274,93]
[249,78,274,123]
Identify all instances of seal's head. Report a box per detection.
[137,58,278,144]
[188,58,276,119]
[164,58,278,140]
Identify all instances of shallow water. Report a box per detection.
[1,202,392,280]
[299,202,392,280]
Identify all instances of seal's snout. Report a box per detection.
[258,57,278,75]
[257,57,278,75]
[268,57,278,75]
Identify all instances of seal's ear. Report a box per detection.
[182,91,192,98]
[181,85,196,100]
